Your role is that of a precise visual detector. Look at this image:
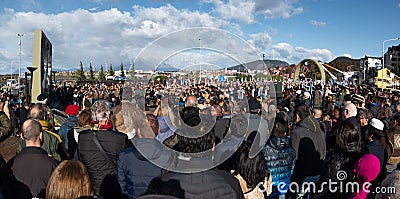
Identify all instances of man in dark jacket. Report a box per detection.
[117,114,171,199]
[291,104,326,185]
[4,119,58,198]
[78,100,130,198]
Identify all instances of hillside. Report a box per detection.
[328,56,361,71]
[228,59,290,72]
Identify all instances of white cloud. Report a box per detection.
[0,5,236,74]
[269,42,334,64]
[204,0,302,23]
[309,20,326,27]
[343,54,352,58]
[213,0,256,23]
[247,32,273,52]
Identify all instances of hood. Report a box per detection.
[269,136,290,150]
[64,116,77,128]
[354,154,380,183]
[297,116,319,133]
[39,120,53,131]
[133,138,171,165]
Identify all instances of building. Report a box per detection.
[385,44,400,69]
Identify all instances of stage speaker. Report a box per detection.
[274,82,283,98]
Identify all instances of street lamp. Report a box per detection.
[17,33,25,90]
[382,37,400,90]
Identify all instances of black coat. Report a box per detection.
[116,138,170,199]
[78,129,130,196]
[313,147,366,199]
[161,168,244,199]
[291,115,326,184]
[3,147,59,198]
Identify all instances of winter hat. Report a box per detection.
[369,118,384,131]
[349,154,380,199]
[65,105,79,116]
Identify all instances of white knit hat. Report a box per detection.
[369,118,384,131]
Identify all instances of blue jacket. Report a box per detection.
[263,136,296,195]
[116,138,171,199]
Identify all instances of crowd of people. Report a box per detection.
[0,77,399,199]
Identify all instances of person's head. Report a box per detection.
[272,117,288,137]
[375,170,400,199]
[21,119,42,147]
[293,104,310,124]
[185,95,198,108]
[146,114,160,136]
[210,104,222,118]
[353,154,380,184]
[313,108,322,119]
[358,108,373,127]
[248,98,261,114]
[396,103,400,113]
[177,117,215,153]
[29,103,47,120]
[336,120,362,152]
[222,100,232,114]
[180,106,201,127]
[114,102,154,138]
[343,103,357,119]
[77,109,92,127]
[46,160,93,199]
[91,100,110,122]
[367,118,385,142]
[236,142,267,189]
[65,104,79,117]
[229,115,248,138]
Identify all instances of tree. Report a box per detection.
[76,61,86,81]
[130,63,135,74]
[98,65,106,81]
[120,63,125,77]
[88,62,95,81]
[109,64,115,76]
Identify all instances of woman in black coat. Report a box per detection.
[313,120,367,199]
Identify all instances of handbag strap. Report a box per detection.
[92,131,116,166]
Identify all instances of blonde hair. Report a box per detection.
[46,160,93,199]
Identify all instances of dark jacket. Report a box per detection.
[0,111,12,141]
[291,115,326,184]
[161,168,244,199]
[214,116,231,144]
[78,129,130,196]
[367,140,385,169]
[314,147,366,199]
[4,147,58,198]
[263,136,296,196]
[117,138,170,199]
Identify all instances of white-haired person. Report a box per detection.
[78,100,131,198]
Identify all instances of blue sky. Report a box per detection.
[0,0,399,74]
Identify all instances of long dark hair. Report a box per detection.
[336,120,362,153]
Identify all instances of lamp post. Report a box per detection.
[382,37,400,90]
[17,33,25,90]
[27,66,37,104]
[199,38,202,83]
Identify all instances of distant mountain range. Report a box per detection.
[11,57,363,74]
[227,59,290,72]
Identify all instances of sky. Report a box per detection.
[0,0,400,75]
